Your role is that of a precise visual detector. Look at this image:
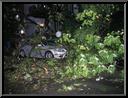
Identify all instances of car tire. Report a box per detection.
[19,50,26,57]
[45,51,54,58]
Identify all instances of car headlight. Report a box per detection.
[55,48,59,51]
[55,48,66,52]
[63,49,66,52]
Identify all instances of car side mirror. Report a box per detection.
[42,44,45,47]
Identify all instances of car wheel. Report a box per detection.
[19,50,26,57]
[45,51,54,58]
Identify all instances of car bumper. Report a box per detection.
[53,52,67,59]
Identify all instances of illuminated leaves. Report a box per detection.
[76,10,97,27]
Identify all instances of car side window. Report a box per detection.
[42,44,45,46]
[42,42,47,46]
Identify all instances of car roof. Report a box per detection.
[43,40,55,44]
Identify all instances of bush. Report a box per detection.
[58,30,124,80]
[104,34,121,49]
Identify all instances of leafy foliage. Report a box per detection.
[56,4,124,80]
[104,34,121,49]
[76,10,97,27]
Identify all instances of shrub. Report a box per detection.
[58,30,124,80]
[104,34,121,49]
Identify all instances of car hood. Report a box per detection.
[46,45,64,49]
[47,46,66,52]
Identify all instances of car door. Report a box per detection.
[30,46,43,58]
[39,44,49,57]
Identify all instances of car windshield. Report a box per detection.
[42,41,56,46]
[47,41,56,46]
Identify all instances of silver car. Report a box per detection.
[19,41,67,59]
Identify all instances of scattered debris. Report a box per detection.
[24,73,32,82]
[96,76,104,81]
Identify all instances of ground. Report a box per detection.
[3,56,124,95]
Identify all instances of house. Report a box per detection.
[23,4,80,37]
[24,16,45,36]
